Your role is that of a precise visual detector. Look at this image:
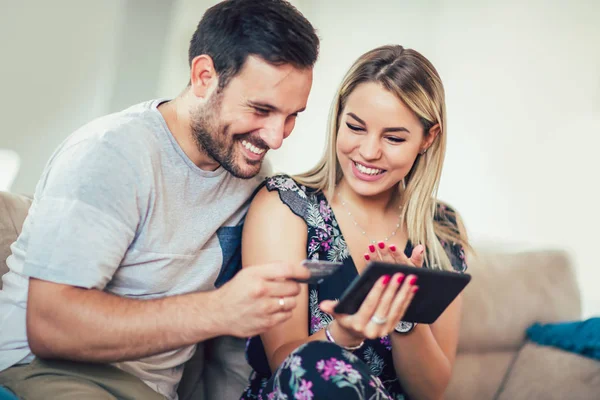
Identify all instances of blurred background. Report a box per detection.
[1,0,599,316]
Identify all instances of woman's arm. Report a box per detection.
[242,187,344,371]
[390,294,462,400]
[243,187,423,373]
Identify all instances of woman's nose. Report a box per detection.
[359,135,381,160]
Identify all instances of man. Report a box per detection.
[0,0,319,398]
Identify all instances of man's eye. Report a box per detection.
[254,108,270,116]
[346,122,364,132]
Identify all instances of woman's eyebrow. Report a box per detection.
[347,112,411,134]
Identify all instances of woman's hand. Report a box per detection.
[319,242,424,345]
[367,241,425,268]
[319,255,421,345]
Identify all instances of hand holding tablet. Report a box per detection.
[334,261,471,324]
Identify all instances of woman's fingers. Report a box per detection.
[364,242,403,264]
[410,244,426,268]
[322,243,425,340]
[387,274,419,330]
[364,272,404,338]
[345,274,389,335]
[376,241,388,260]
[387,243,408,265]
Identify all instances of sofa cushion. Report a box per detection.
[202,336,252,400]
[178,342,205,400]
[177,336,251,400]
[458,250,581,353]
[496,341,600,400]
[445,351,517,400]
[0,192,32,289]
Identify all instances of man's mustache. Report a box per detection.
[235,133,269,150]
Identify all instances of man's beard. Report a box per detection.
[190,92,265,179]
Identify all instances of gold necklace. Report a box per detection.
[336,191,403,245]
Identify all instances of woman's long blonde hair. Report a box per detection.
[295,45,471,270]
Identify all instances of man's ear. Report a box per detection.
[421,123,440,153]
[189,55,218,98]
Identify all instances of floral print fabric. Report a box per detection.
[256,341,393,400]
[241,175,467,400]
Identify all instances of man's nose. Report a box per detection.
[259,117,286,150]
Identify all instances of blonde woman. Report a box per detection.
[240,45,470,400]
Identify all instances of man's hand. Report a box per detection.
[213,262,310,338]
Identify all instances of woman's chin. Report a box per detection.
[345,180,388,198]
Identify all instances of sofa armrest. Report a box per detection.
[0,191,32,289]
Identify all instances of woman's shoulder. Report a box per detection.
[264,174,316,197]
[434,201,462,234]
[433,201,468,272]
[252,174,318,221]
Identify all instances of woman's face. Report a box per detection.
[336,82,433,198]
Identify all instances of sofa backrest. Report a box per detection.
[458,249,581,352]
[0,191,32,289]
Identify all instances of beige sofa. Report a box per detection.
[1,191,599,399]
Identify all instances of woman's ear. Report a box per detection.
[421,123,440,154]
[189,55,218,99]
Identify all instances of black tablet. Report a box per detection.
[333,261,471,324]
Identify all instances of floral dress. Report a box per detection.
[241,175,468,400]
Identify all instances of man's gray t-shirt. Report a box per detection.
[0,99,268,399]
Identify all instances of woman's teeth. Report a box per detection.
[241,140,266,155]
[354,161,383,175]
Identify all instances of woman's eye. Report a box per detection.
[346,122,364,132]
[386,136,406,143]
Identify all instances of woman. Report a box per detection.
[240,45,471,400]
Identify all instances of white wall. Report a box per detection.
[286,0,600,317]
[157,0,218,98]
[2,0,598,317]
[0,0,173,194]
[0,0,123,194]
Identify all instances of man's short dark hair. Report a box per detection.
[189,0,319,89]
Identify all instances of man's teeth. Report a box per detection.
[354,161,383,175]
[241,140,266,155]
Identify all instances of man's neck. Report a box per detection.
[157,96,220,171]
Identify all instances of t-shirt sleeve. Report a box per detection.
[19,138,146,289]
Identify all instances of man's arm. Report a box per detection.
[22,136,310,363]
[27,279,223,362]
[27,259,310,363]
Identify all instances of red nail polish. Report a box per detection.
[389,245,396,252]
[378,241,385,249]
[411,286,419,293]
[364,253,370,261]
[397,274,405,284]
[369,245,376,253]
[382,275,391,285]
[409,276,418,285]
